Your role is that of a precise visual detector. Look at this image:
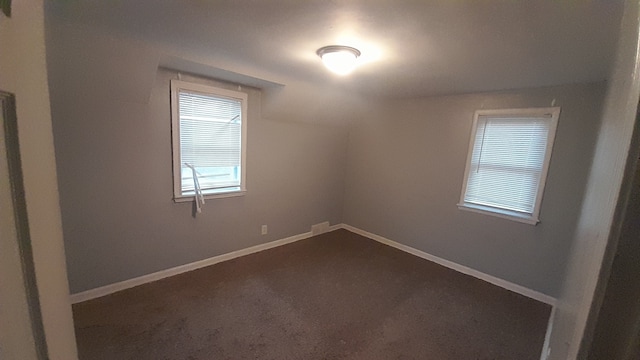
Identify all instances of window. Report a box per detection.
[170,80,247,201]
[458,107,560,224]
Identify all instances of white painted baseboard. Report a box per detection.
[540,306,557,360]
[71,227,333,304]
[339,224,557,306]
[70,222,555,307]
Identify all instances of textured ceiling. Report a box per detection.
[47,0,624,98]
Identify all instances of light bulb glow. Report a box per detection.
[317,46,361,75]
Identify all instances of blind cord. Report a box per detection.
[476,118,488,173]
[185,163,205,213]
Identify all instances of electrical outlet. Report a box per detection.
[261,225,268,235]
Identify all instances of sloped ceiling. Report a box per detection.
[46,0,623,99]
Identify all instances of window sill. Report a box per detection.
[174,190,246,202]
[457,203,539,225]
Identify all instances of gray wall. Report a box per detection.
[343,83,606,297]
[47,10,609,305]
[48,33,350,293]
[548,0,640,357]
[588,159,640,359]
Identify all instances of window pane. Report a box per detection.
[464,115,552,215]
[177,90,243,194]
[181,165,240,194]
[466,165,540,213]
[180,119,241,167]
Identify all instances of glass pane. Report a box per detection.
[181,165,241,194]
[464,115,551,214]
[177,89,243,196]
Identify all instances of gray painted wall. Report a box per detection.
[47,6,610,310]
[343,83,606,297]
[47,14,608,299]
[40,2,640,357]
[588,159,640,359]
[49,57,349,293]
[548,0,640,358]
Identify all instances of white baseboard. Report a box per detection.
[70,229,324,304]
[540,306,557,360]
[339,224,557,306]
[71,222,556,307]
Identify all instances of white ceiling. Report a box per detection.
[47,0,624,99]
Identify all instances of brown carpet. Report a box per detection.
[73,229,551,359]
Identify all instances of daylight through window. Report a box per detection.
[458,107,560,224]
[171,80,247,200]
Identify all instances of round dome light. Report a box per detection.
[316,45,361,75]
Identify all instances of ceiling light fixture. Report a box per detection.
[316,45,361,75]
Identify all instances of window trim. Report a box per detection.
[457,107,560,225]
[170,79,248,201]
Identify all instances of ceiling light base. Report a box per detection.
[317,45,361,75]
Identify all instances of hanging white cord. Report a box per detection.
[476,118,489,173]
[185,163,205,213]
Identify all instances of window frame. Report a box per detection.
[457,107,560,225]
[170,79,248,202]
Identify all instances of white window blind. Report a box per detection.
[171,80,247,200]
[459,108,560,224]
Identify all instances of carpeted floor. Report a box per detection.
[73,229,551,359]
